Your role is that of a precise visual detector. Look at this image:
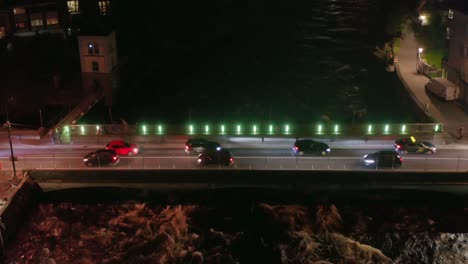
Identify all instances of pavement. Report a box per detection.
[396,29,468,141]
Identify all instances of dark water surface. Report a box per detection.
[83,0,426,125]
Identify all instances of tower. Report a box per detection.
[77,30,118,107]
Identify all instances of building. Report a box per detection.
[443,0,468,111]
[78,30,118,106]
[0,0,113,39]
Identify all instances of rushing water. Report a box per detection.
[80,0,427,124]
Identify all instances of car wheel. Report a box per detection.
[128,152,133,156]
[85,162,91,167]
[320,150,327,156]
[426,150,433,155]
[299,151,304,155]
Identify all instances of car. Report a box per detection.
[362,150,402,168]
[83,149,120,167]
[197,149,234,167]
[293,139,330,156]
[394,137,436,155]
[185,138,221,154]
[106,140,139,156]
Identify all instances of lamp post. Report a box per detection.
[5,121,17,183]
[4,98,17,183]
[417,48,423,73]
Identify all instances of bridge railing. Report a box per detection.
[2,155,467,172]
[58,123,443,138]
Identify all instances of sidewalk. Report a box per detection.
[395,29,468,140]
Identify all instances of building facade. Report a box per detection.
[78,30,118,106]
[444,2,468,111]
[0,0,112,39]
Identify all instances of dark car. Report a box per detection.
[293,139,330,156]
[106,140,140,156]
[394,138,436,155]
[362,150,402,168]
[197,149,234,167]
[83,149,120,167]
[185,138,221,154]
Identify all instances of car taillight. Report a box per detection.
[133,148,138,153]
[197,158,202,163]
[185,145,189,150]
[396,144,401,149]
[293,146,299,151]
[113,156,117,160]
[229,157,234,163]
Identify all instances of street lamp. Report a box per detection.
[417,48,423,73]
[4,121,17,183]
[4,98,17,183]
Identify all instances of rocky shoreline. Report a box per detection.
[4,189,468,263]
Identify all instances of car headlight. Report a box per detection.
[364,159,375,164]
[83,158,88,162]
[363,154,368,158]
[216,147,221,151]
[326,148,330,152]
[197,158,202,163]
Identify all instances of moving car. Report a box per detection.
[106,140,139,156]
[293,139,330,156]
[83,149,120,167]
[197,149,234,167]
[185,138,221,154]
[394,138,436,155]
[362,150,402,168]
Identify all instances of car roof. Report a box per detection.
[295,139,317,144]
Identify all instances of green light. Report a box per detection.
[64,126,69,133]
[384,124,389,134]
[253,125,258,134]
[157,125,163,134]
[220,124,225,134]
[189,125,194,134]
[142,125,147,134]
[401,125,406,134]
[285,124,290,134]
[80,125,85,134]
[237,125,241,135]
[269,125,273,134]
[205,125,210,134]
[317,124,322,134]
[334,124,339,134]
[367,125,373,134]
[435,124,440,132]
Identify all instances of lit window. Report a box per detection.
[67,0,79,14]
[98,1,110,15]
[13,8,26,15]
[448,9,453,20]
[92,61,99,72]
[15,22,26,29]
[31,19,43,27]
[0,27,5,38]
[30,13,43,27]
[88,43,100,55]
[47,17,59,25]
[46,12,59,25]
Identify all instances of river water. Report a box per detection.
[86,0,427,124]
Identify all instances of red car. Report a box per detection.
[105,140,139,156]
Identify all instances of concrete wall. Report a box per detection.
[28,169,468,194]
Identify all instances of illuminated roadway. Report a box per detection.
[1,137,467,171]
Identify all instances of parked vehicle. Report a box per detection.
[362,150,402,168]
[425,78,459,101]
[106,140,139,156]
[83,149,120,167]
[394,138,436,155]
[197,149,234,167]
[293,139,330,156]
[185,138,221,154]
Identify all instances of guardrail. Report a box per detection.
[1,155,467,172]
